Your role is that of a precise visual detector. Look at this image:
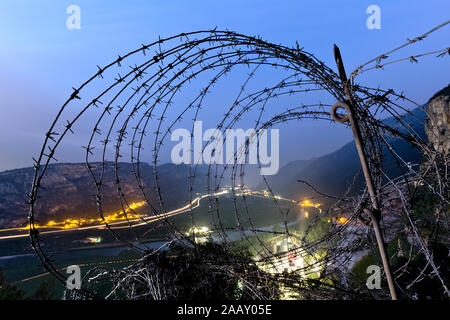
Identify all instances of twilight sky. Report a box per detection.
[0,0,449,172]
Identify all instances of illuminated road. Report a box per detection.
[0,190,229,241]
[0,188,323,241]
[0,189,325,288]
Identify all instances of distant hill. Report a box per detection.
[0,107,427,228]
[0,162,215,228]
[259,106,427,201]
[1,85,446,228]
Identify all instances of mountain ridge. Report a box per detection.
[258,105,427,201]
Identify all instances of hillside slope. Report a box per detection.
[260,106,426,200]
[0,162,213,228]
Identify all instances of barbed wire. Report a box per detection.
[27,23,449,300]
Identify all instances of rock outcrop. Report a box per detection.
[425,84,450,156]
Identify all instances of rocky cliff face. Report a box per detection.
[426,84,450,156]
[0,162,211,228]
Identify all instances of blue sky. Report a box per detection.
[0,0,449,171]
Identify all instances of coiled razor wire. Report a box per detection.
[27,22,449,299]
